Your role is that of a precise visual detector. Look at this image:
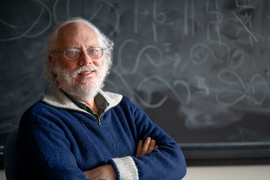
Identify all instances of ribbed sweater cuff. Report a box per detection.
[110,156,139,180]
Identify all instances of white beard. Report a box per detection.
[54,61,108,102]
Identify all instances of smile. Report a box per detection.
[79,70,95,76]
[82,71,91,74]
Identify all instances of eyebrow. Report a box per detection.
[66,45,100,49]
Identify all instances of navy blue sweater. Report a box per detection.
[16,87,186,179]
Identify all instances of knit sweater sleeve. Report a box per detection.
[16,103,89,180]
[109,97,187,180]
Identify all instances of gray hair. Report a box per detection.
[43,17,114,83]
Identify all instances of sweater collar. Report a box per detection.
[42,84,123,114]
[61,89,108,118]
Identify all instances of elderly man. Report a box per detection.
[16,17,186,180]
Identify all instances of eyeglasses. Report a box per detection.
[54,47,104,61]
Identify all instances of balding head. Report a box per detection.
[43,17,114,84]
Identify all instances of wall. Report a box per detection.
[0,171,4,180]
[184,165,270,180]
[1,165,270,180]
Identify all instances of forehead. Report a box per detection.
[57,22,99,48]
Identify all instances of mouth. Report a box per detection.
[78,70,95,76]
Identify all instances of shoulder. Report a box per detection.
[23,100,51,116]
[20,100,73,128]
[20,101,55,123]
[18,101,53,130]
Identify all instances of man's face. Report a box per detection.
[51,22,108,100]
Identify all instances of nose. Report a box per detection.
[78,50,93,66]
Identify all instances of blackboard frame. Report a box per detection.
[1,144,270,168]
[181,143,270,165]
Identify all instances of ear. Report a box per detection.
[48,54,56,74]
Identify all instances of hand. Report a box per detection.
[136,137,159,157]
[83,164,116,180]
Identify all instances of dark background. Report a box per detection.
[1,0,270,166]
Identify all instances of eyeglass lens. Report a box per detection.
[64,48,103,60]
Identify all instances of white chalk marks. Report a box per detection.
[1,0,270,129]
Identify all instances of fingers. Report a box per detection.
[136,137,159,157]
[141,137,151,155]
[136,140,143,157]
[147,139,156,153]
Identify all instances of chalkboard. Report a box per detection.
[1,0,270,165]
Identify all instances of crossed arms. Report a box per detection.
[83,137,158,180]
[17,97,186,179]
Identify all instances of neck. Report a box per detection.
[80,98,95,109]
[79,98,98,115]
[60,87,99,115]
